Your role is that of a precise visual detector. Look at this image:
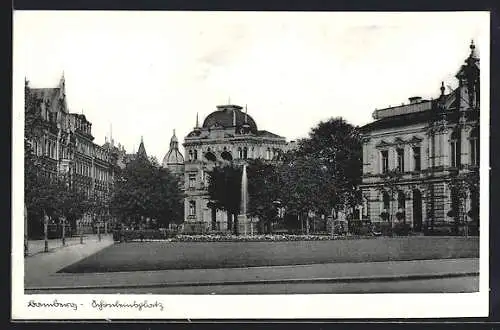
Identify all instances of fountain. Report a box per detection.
[238,163,250,235]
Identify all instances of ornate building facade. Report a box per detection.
[359,42,480,234]
[26,74,115,232]
[167,104,289,233]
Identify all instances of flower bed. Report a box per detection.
[121,233,379,243]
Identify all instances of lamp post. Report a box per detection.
[97,220,101,242]
[61,217,66,246]
[79,219,84,244]
[43,213,49,253]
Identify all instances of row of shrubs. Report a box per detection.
[112,222,478,242]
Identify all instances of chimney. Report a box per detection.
[409,96,422,104]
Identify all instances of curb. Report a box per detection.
[25,271,479,291]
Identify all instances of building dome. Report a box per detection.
[162,130,184,167]
[202,105,258,133]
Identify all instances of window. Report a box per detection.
[189,150,193,161]
[383,192,390,211]
[413,147,421,171]
[396,148,404,172]
[189,200,196,216]
[470,127,479,166]
[450,129,461,168]
[193,150,198,160]
[397,191,406,210]
[188,173,196,188]
[381,150,389,173]
[238,147,243,159]
[243,147,248,159]
[266,148,271,160]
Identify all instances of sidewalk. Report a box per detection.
[24,234,114,287]
[25,254,479,291]
[26,234,106,257]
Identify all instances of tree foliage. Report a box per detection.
[296,117,362,209]
[207,164,242,233]
[247,159,281,233]
[111,157,184,228]
[279,154,337,217]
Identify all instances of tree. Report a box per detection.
[246,159,281,233]
[278,153,337,234]
[296,117,362,211]
[207,164,242,234]
[111,156,184,229]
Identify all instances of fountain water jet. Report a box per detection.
[239,163,250,235]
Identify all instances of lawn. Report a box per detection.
[59,236,479,273]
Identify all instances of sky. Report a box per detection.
[13,11,488,162]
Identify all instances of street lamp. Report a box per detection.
[43,212,49,253]
[61,217,66,246]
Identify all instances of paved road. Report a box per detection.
[26,275,478,294]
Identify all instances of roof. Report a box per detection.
[162,149,184,166]
[29,87,66,113]
[137,140,148,160]
[256,130,285,139]
[372,100,432,120]
[360,109,435,133]
[202,105,258,133]
[163,130,184,166]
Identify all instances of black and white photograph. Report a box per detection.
[12,11,489,319]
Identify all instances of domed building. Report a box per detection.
[162,130,184,175]
[182,104,289,233]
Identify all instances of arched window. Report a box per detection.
[238,147,243,159]
[470,127,479,166]
[193,149,198,160]
[383,192,390,211]
[266,148,271,160]
[450,129,461,168]
[243,147,248,159]
[188,150,193,161]
[205,151,216,162]
[397,191,406,210]
[221,150,232,161]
